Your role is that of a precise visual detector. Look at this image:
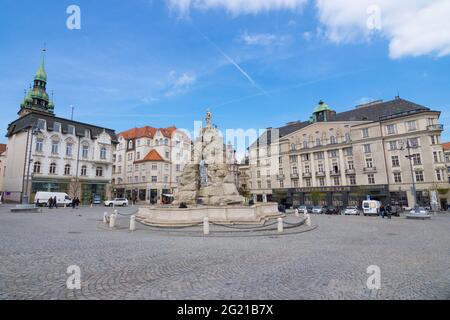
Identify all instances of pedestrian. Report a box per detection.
[53,196,58,209]
[386,204,392,219]
[48,197,53,209]
[75,197,80,207]
[380,205,386,219]
[71,198,77,209]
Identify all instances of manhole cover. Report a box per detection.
[68,231,83,234]
[386,233,397,236]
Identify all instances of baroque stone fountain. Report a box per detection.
[136,111,282,227]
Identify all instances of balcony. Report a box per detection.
[290,173,299,179]
[330,170,341,176]
[427,124,444,131]
[277,174,285,180]
[363,167,377,173]
[345,168,356,175]
[302,172,312,178]
[316,171,326,177]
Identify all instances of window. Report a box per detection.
[66,143,73,157]
[303,141,308,149]
[316,138,322,146]
[35,138,44,152]
[68,125,75,135]
[363,144,372,153]
[393,172,402,183]
[128,141,133,149]
[49,163,56,174]
[142,176,146,183]
[333,177,341,186]
[278,168,284,175]
[362,128,370,138]
[164,176,169,183]
[128,153,133,161]
[96,167,103,177]
[319,177,325,187]
[348,161,354,170]
[279,180,284,188]
[257,171,261,179]
[64,164,71,175]
[81,166,87,176]
[407,120,417,131]
[302,154,310,161]
[84,130,90,139]
[315,152,324,160]
[152,163,158,170]
[368,174,375,185]
[289,155,298,163]
[366,158,373,168]
[318,163,324,173]
[344,147,353,156]
[37,119,46,130]
[430,136,437,145]
[389,141,397,150]
[257,181,262,189]
[176,164,181,172]
[292,165,298,175]
[408,138,419,148]
[392,156,400,167]
[33,162,41,174]
[305,178,312,187]
[329,150,338,158]
[165,151,170,158]
[415,170,424,182]
[349,175,356,185]
[386,124,397,135]
[436,170,443,181]
[82,145,89,158]
[330,136,337,144]
[118,155,122,162]
[53,122,61,132]
[411,154,422,166]
[134,165,139,172]
[279,157,283,164]
[345,133,351,143]
[100,147,107,159]
[51,140,59,154]
[267,180,272,189]
[304,165,310,173]
[266,170,271,177]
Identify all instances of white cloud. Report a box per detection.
[240,32,291,46]
[168,0,306,17]
[165,71,197,97]
[315,0,450,58]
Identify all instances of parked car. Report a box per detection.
[104,198,129,207]
[297,206,308,214]
[306,205,314,213]
[362,200,382,216]
[344,206,361,215]
[409,207,429,215]
[34,192,72,207]
[388,205,401,217]
[312,206,325,214]
[325,206,341,215]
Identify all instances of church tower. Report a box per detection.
[18,51,55,117]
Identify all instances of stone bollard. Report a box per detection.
[278,218,283,233]
[130,215,136,231]
[295,209,299,217]
[103,212,108,224]
[306,214,312,227]
[114,209,118,215]
[203,217,210,235]
[109,213,116,228]
[90,204,93,208]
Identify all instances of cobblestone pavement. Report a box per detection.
[0,205,449,300]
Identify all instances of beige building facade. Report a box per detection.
[249,98,448,209]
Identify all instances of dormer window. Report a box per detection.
[53,122,61,133]
[37,119,46,130]
[84,129,90,139]
[68,125,75,135]
[128,141,133,149]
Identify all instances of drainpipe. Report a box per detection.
[379,121,391,205]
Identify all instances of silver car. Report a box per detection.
[344,206,360,215]
[409,207,429,215]
[312,206,325,214]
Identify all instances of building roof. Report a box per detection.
[0,144,6,155]
[6,111,118,143]
[134,149,165,163]
[442,142,450,152]
[253,98,436,147]
[119,126,177,140]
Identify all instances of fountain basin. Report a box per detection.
[136,202,283,227]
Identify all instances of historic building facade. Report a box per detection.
[249,98,447,209]
[2,56,117,204]
[0,144,6,196]
[112,126,191,204]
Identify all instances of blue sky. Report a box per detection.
[1,0,449,146]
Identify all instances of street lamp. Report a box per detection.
[22,124,41,204]
[398,139,419,212]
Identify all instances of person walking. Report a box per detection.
[380,205,386,219]
[386,204,392,219]
[53,196,58,209]
[47,197,53,209]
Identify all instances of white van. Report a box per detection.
[362,200,381,216]
[34,192,72,207]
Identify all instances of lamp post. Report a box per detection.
[23,124,41,204]
[399,139,419,211]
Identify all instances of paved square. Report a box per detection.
[0,205,449,300]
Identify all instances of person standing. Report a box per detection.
[53,196,58,209]
[47,197,52,209]
[380,205,386,219]
[386,204,392,219]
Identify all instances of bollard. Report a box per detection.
[278,218,283,233]
[306,214,312,227]
[109,213,116,228]
[203,217,210,235]
[103,212,108,224]
[130,215,136,231]
[90,204,93,208]
[295,209,299,217]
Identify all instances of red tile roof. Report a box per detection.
[442,142,450,151]
[134,149,165,163]
[119,126,177,140]
[0,144,6,155]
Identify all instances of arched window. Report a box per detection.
[82,145,89,158]
[100,147,107,159]
[81,166,87,176]
[33,162,41,174]
[64,164,71,175]
[96,167,103,177]
[49,163,57,175]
